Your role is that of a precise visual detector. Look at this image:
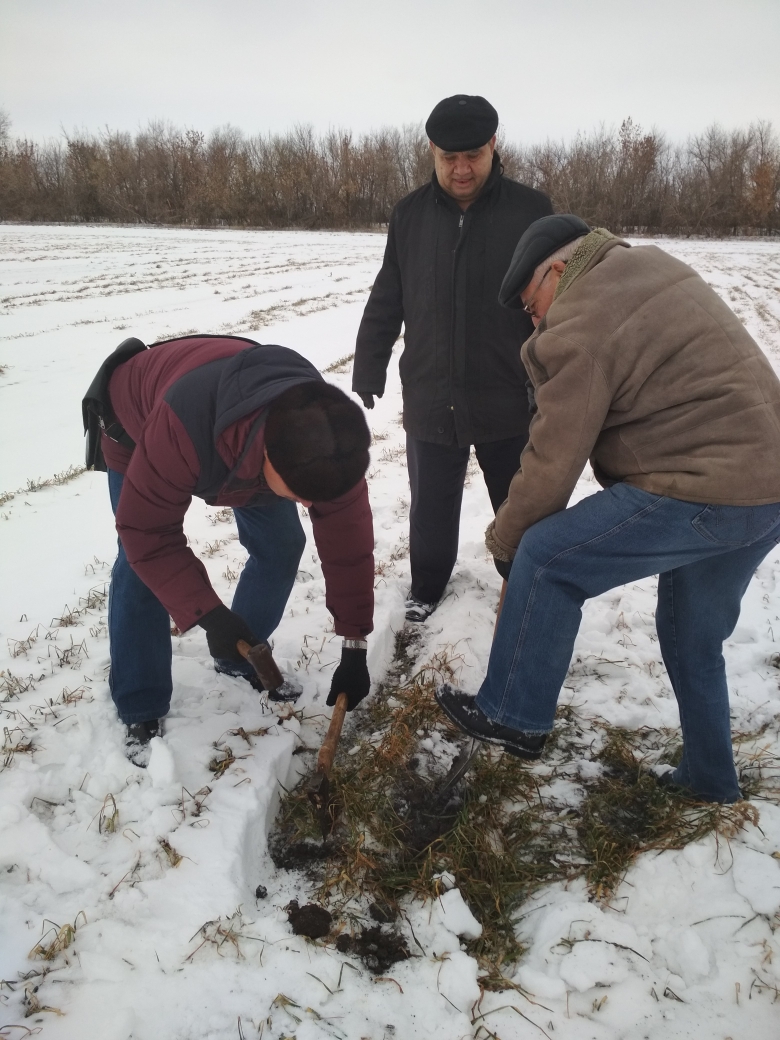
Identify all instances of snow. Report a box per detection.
[431,889,483,941]
[1,225,780,1038]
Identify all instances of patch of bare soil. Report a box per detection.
[336,925,411,974]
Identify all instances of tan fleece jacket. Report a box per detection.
[489,233,780,560]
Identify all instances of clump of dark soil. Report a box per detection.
[392,771,465,853]
[286,900,332,938]
[268,836,329,870]
[336,925,410,973]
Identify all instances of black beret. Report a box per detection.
[499,214,591,308]
[425,95,499,152]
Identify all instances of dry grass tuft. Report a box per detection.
[158,838,183,867]
[322,353,354,374]
[1,464,87,509]
[185,908,262,962]
[209,741,248,779]
[29,913,86,961]
[379,445,406,464]
[97,794,119,834]
[0,671,38,701]
[207,507,234,526]
[7,628,40,659]
[2,727,37,770]
[577,728,760,899]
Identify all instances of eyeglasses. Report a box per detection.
[521,265,554,315]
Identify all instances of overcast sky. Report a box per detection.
[1,0,778,146]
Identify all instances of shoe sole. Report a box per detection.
[434,693,543,762]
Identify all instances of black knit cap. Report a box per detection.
[499,214,591,308]
[425,94,499,152]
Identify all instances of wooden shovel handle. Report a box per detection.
[318,692,349,776]
[237,639,252,661]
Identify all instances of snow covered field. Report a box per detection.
[1,223,780,1039]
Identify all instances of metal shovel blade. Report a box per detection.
[436,739,481,800]
[306,769,333,840]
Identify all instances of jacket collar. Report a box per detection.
[553,228,628,302]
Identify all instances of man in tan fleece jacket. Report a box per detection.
[436,214,780,803]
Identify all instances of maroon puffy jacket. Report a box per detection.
[101,336,374,636]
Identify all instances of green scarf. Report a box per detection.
[553,227,617,301]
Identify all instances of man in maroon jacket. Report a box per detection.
[84,335,375,762]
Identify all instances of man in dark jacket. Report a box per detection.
[352,94,552,621]
[87,335,374,761]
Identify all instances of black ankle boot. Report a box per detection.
[435,684,547,760]
[125,719,162,767]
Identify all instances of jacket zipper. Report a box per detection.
[449,212,466,419]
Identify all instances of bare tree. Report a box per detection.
[0,115,777,234]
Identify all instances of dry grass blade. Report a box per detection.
[209,744,239,778]
[23,987,64,1019]
[98,794,119,834]
[158,838,183,867]
[185,909,260,961]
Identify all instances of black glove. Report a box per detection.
[358,392,381,410]
[493,557,512,582]
[199,604,257,663]
[327,647,370,711]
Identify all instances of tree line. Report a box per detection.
[0,110,777,236]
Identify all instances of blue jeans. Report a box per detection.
[478,484,780,802]
[107,469,305,724]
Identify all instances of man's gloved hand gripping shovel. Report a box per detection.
[199,605,302,701]
[236,639,302,701]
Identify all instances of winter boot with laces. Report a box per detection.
[435,684,547,760]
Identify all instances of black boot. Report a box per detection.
[125,719,162,767]
[435,684,547,760]
[404,594,438,623]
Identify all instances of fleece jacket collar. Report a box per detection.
[553,228,624,302]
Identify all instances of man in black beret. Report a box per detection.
[352,94,553,622]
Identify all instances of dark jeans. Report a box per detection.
[107,469,305,724]
[406,434,525,603]
[477,483,780,802]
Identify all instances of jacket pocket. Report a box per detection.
[691,503,780,546]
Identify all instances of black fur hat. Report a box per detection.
[265,382,370,501]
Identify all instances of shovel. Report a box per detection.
[306,692,349,838]
[237,639,303,702]
[302,577,509,838]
